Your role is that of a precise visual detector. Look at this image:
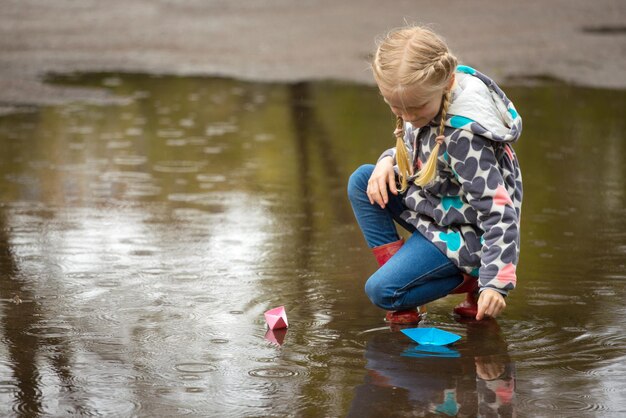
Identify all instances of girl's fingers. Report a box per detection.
[367,182,384,208]
[388,171,398,195]
[493,300,505,317]
[485,303,495,318]
[477,303,489,320]
[378,179,389,205]
[476,290,506,320]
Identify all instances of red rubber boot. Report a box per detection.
[372,239,421,325]
[451,274,479,318]
[371,239,404,266]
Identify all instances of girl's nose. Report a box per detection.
[400,111,413,121]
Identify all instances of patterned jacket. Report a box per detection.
[379,66,523,296]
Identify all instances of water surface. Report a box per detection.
[0,73,624,416]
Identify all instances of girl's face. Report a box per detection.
[379,84,444,128]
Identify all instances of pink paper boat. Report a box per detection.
[264,306,288,330]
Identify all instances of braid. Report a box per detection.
[394,115,411,192]
[438,89,451,137]
[414,90,451,187]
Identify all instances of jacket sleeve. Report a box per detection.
[446,131,520,296]
[377,147,396,163]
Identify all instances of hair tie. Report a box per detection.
[436,135,445,145]
[394,128,403,137]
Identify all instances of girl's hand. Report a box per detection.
[367,156,397,208]
[474,355,506,381]
[476,289,506,320]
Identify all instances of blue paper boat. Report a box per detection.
[401,327,461,346]
[402,344,460,358]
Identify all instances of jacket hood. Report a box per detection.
[445,65,522,143]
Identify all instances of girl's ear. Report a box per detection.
[447,73,456,92]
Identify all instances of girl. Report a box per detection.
[347,26,522,324]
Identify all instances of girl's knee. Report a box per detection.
[364,278,380,307]
[364,273,392,309]
[347,164,375,200]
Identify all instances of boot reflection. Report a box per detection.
[347,319,515,417]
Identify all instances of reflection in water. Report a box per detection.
[0,73,624,416]
[348,320,515,417]
[0,211,44,416]
[264,328,288,346]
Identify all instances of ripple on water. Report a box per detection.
[9,376,43,415]
[0,380,15,394]
[248,367,300,379]
[84,370,145,386]
[185,387,206,393]
[153,160,205,173]
[24,321,75,339]
[80,399,142,417]
[91,311,120,325]
[12,402,42,417]
[518,395,608,414]
[525,292,586,306]
[174,363,218,374]
[95,279,122,288]
[196,174,227,183]
[113,156,148,166]
[124,184,163,198]
[508,319,626,362]
[169,272,201,282]
[140,267,169,276]
[100,170,152,182]
[129,249,156,257]
[86,337,128,351]
[178,374,203,381]
[192,295,218,304]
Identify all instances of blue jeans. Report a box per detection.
[347,164,463,310]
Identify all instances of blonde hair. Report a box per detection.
[373,26,457,190]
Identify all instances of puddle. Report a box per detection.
[0,73,624,416]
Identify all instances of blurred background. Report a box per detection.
[0,1,625,417]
